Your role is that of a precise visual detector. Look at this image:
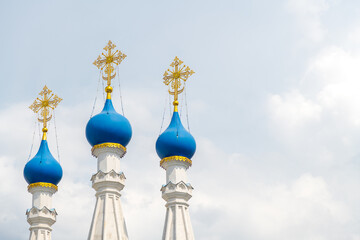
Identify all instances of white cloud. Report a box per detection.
[190,140,353,240]
[269,45,360,129]
[0,157,29,239]
[309,47,360,126]
[269,90,322,129]
[286,0,329,42]
[265,38,360,238]
[267,45,360,174]
[245,174,349,239]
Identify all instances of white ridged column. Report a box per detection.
[161,160,194,240]
[26,184,58,240]
[88,145,129,240]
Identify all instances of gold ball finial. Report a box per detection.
[105,86,113,93]
[105,86,113,99]
[173,100,179,112]
[42,127,48,140]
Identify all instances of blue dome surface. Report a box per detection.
[24,140,63,185]
[156,111,196,159]
[86,99,132,147]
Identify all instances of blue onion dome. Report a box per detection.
[86,98,132,148]
[156,111,196,160]
[24,140,63,185]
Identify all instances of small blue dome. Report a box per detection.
[86,99,132,147]
[24,140,63,185]
[156,111,196,160]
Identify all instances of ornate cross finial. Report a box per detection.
[163,56,195,112]
[29,86,62,140]
[93,40,127,99]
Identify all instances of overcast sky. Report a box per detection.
[0,0,359,239]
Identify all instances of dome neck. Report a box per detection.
[105,86,113,100]
[31,139,59,166]
[169,111,183,129]
[101,98,117,113]
[35,139,53,158]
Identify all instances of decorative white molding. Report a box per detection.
[161,181,193,203]
[27,206,57,227]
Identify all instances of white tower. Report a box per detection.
[86,41,131,240]
[160,157,195,240]
[156,57,196,240]
[27,183,58,240]
[87,144,129,240]
[24,86,63,240]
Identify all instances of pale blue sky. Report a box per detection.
[0,0,359,239]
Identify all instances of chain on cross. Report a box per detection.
[29,86,62,139]
[163,56,195,111]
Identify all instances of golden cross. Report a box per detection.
[29,86,62,140]
[163,56,195,112]
[93,40,127,99]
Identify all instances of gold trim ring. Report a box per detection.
[92,142,127,152]
[28,182,58,191]
[160,155,192,166]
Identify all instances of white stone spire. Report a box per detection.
[26,183,58,240]
[161,159,195,240]
[86,41,132,240]
[156,56,197,240]
[87,144,129,240]
[24,86,63,240]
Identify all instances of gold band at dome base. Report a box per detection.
[28,182,58,191]
[92,142,127,152]
[160,155,192,167]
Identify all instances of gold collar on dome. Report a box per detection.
[28,182,58,191]
[93,40,127,100]
[163,56,195,112]
[29,86,62,140]
[92,142,127,152]
[160,155,192,167]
